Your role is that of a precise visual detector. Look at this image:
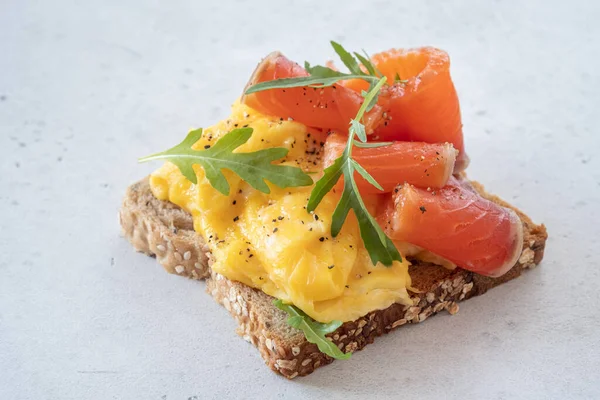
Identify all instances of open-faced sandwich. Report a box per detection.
[120,42,547,378]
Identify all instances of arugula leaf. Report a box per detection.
[307,77,402,267]
[303,61,347,78]
[245,42,385,95]
[306,77,385,209]
[362,84,380,112]
[244,73,374,94]
[352,159,383,191]
[353,77,385,129]
[353,51,378,77]
[352,77,387,140]
[329,42,382,82]
[330,41,365,76]
[352,140,393,148]
[362,49,386,77]
[394,72,409,84]
[245,41,394,97]
[350,119,367,143]
[139,127,313,195]
[273,300,350,360]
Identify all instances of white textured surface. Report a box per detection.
[1,1,599,399]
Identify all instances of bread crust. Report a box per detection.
[120,178,547,378]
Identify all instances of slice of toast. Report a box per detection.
[119,178,547,378]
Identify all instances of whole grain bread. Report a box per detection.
[120,178,547,378]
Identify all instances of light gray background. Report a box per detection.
[1,1,599,399]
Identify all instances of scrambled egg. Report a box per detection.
[149,102,412,322]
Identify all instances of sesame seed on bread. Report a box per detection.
[119,178,547,378]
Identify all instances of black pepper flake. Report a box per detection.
[232,200,237,205]
[204,145,211,149]
[234,123,238,127]
[394,187,399,193]
[319,237,325,242]
[277,216,284,220]
[238,189,243,194]
[419,206,427,214]
[249,254,254,258]
[273,228,278,233]
[328,265,334,269]
[314,214,319,221]
[233,216,240,222]
[368,271,372,275]
[309,227,313,231]
[345,285,350,289]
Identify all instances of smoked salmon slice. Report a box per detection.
[324,132,457,194]
[379,177,523,277]
[242,52,384,135]
[341,47,469,171]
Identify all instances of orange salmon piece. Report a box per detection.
[242,52,384,135]
[380,177,523,277]
[324,132,456,194]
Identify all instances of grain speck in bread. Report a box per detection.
[120,178,547,378]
